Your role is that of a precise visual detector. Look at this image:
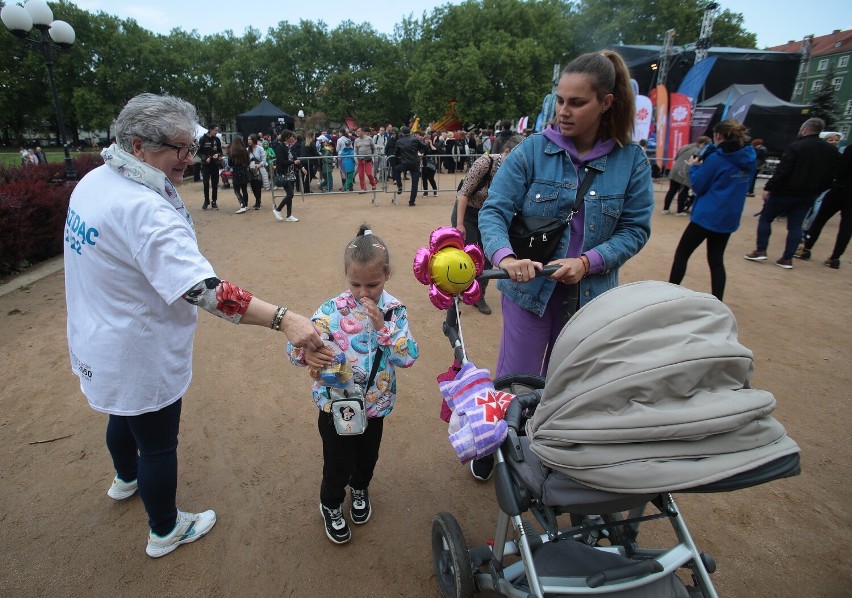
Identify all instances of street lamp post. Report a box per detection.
[2,0,77,181]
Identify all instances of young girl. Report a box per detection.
[287,225,418,544]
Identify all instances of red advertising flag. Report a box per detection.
[667,93,692,166]
[654,85,668,171]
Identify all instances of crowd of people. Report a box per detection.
[189,122,534,216]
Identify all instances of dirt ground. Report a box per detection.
[1,173,850,597]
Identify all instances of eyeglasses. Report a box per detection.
[148,139,199,161]
[162,141,200,161]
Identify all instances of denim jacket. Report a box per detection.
[478,134,653,316]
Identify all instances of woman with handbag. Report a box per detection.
[246,134,265,210]
[475,51,653,481]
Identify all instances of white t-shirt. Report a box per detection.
[64,165,215,415]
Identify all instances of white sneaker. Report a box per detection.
[272,209,284,221]
[235,206,248,214]
[285,215,299,222]
[107,475,138,500]
[146,509,216,558]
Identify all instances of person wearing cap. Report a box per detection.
[394,126,427,206]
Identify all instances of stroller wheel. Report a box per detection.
[431,512,475,598]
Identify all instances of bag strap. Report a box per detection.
[365,309,394,391]
[567,167,598,223]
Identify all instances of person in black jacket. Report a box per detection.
[198,126,223,210]
[393,126,427,206]
[796,144,851,269]
[744,118,840,269]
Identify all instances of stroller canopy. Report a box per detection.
[528,281,799,494]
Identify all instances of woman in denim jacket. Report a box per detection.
[479,51,653,390]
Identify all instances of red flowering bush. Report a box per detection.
[0,154,103,277]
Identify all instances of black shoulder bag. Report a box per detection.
[508,167,598,262]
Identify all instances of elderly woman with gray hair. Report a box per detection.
[64,93,323,558]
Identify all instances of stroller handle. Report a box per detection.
[477,265,561,280]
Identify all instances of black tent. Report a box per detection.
[616,45,801,102]
[698,84,810,154]
[235,99,294,137]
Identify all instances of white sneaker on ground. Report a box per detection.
[272,209,284,221]
[235,206,248,214]
[286,215,299,222]
[107,475,138,500]
[146,509,217,558]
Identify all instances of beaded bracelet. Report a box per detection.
[270,305,289,331]
[580,254,590,279]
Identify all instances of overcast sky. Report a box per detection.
[70,0,849,50]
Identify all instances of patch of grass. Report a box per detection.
[0,149,98,168]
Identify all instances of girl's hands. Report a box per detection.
[547,257,587,285]
[304,344,335,368]
[359,297,384,330]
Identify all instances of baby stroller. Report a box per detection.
[432,275,800,598]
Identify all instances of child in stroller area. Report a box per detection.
[286,225,418,544]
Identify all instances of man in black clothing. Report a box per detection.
[744,118,839,269]
[393,126,426,206]
[198,126,223,210]
[491,119,514,154]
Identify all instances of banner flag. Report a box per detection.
[727,91,759,124]
[634,95,653,142]
[677,57,718,106]
[654,85,669,171]
[667,93,692,165]
[690,106,717,141]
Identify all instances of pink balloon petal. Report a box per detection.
[430,227,464,252]
[429,285,455,310]
[461,281,482,305]
[465,244,485,275]
[412,247,433,285]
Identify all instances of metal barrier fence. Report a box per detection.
[267,152,488,206]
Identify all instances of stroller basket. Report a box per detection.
[431,276,800,598]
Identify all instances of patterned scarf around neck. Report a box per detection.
[101,144,194,230]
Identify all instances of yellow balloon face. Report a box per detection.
[430,248,476,294]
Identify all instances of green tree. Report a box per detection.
[572,0,756,53]
[406,0,574,128]
[810,67,840,128]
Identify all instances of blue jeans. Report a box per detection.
[756,194,814,260]
[106,399,181,536]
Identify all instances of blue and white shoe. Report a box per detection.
[146,509,217,558]
[107,475,138,500]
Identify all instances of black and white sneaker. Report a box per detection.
[350,488,371,525]
[470,455,494,481]
[320,502,351,544]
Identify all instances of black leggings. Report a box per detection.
[421,167,437,192]
[804,187,851,260]
[249,178,262,207]
[233,182,248,207]
[318,411,384,507]
[275,181,294,216]
[664,180,690,212]
[669,221,731,301]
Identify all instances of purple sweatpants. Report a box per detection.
[495,284,577,378]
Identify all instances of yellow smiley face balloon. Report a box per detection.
[430,247,476,295]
